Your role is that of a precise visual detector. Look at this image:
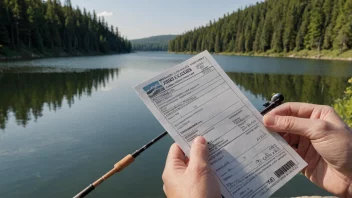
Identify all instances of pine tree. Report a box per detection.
[244,13,253,52]
[283,0,299,52]
[272,27,283,52]
[0,1,11,46]
[227,38,235,52]
[27,0,45,51]
[296,4,311,50]
[253,6,265,52]
[207,30,215,52]
[180,36,187,52]
[196,36,201,52]
[168,40,174,51]
[214,32,221,53]
[334,0,352,52]
[306,0,324,51]
[322,0,334,49]
[45,0,61,48]
[236,33,245,52]
[174,38,180,52]
[201,35,206,51]
[260,12,273,52]
[12,0,29,49]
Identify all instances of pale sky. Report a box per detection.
[68,0,263,39]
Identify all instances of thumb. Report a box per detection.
[263,114,329,140]
[188,136,210,169]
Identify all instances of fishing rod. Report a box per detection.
[73,93,285,198]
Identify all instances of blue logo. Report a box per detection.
[143,81,165,98]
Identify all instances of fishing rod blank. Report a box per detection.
[73,93,284,198]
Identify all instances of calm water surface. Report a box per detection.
[0,52,351,198]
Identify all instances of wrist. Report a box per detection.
[345,180,352,198]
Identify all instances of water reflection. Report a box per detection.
[0,69,349,131]
[227,72,349,105]
[0,68,119,130]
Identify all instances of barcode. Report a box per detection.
[274,160,296,178]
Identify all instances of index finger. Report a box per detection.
[267,102,318,118]
[267,102,347,127]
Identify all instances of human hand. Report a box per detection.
[263,102,352,198]
[162,136,221,198]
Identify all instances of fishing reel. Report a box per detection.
[262,93,284,115]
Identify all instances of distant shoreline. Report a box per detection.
[170,50,352,62]
[0,49,130,62]
[2,49,351,62]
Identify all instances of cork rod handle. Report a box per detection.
[93,154,135,187]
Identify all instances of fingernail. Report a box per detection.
[264,115,276,126]
[194,136,206,145]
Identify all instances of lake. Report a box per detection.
[0,52,351,198]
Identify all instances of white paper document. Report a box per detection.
[134,51,307,198]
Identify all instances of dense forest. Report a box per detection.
[132,43,168,51]
[0,0,131,58]
[132,35,176,51]
[169,0,352,54]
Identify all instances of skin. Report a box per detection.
[162,103,352,198]
[162,137,221,198]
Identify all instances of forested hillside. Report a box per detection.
[0,0,131,59]
[132,35,176,51]
[169,0,352,55]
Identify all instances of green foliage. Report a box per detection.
[131,35,177,51]
[334,78,352,127]
[322,0,334,49]
[0,0,131,56]
[0,1,11,45]
[306,0,324,50]
[169,0,352,54]
[333,0,352,52]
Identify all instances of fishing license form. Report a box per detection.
[134,51,307,198]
